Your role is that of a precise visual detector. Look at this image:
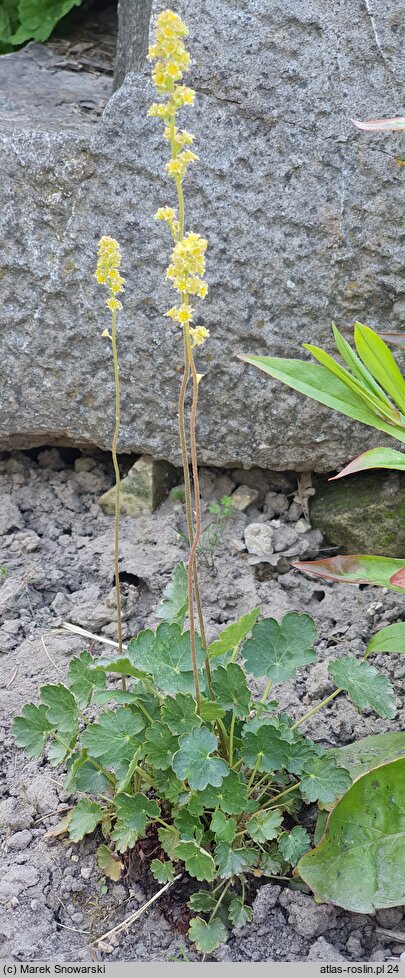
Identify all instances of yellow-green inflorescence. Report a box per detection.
[95,236,125,313]
[148,8,209,351]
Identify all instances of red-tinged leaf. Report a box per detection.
[293,555,405,591]
[379,333,405,349]
[331,447,405,480]
[351,117,405,132]
[389,568,405,588]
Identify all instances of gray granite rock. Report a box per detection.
[1,1,404,470]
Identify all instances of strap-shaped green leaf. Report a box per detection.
[332,446,405,479]
[365,621,405,656]
[304,343,401,424]
[295,554,405,591]
[332,323,393,405]
[354,322,405,414]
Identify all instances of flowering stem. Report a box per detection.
[110,307,125,689]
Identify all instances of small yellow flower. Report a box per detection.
[95,237,125,316]
[106,297,123,311]
[165,305,194,323]
[155,206,176,221]
[190,326,210,347]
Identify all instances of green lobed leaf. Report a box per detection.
[156,562,189,625]
[97,657,150,682]
[93,689,141,706]
[82,708,145,772]
[197,771,248,815]
[365,621,405,656]
[128,623,205,694]
[328,656,396,719]
[173,808,204,843]
[278,826,310,866]
[211,663,251,718]
[238,354,405,444]
[188,891,217,913]
[64,754,110,796]
[228,898,253,928]
[69,799,103,842]
[330,732,405,782]
[298,759,405,911]
[210,811,237,844]
[112,793,160,852]
[207,608,260,658]
[215,843,258,878]
[144,722,178,770]
[150,859,176,884]
[12,704,53,758]
[97,845,122,882]
[175,841,216,881]
[241,726,290,773]
[40,683,78,733]
[12,0,82,44]
[67,651,106,708]
[332,447,405,480]
[153,768,184,805]
[246,809,283,843]
[243,613,316,682]
[199,699,226,723]
[354,322,405,415]
[161,693,201,735]
[158,825,180,860]
[48,731,77,766]
[300,756,352,804]
[188,916,228,954]
[294,554,405,591]
[172,727,229,790]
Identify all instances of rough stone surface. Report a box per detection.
[307,937,347,962]
[244,522,274,555]
[98,455,177,515]
[1,1,405,469]
[310,471,405,556]
[230,485,259,511]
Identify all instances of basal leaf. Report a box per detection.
[243,613,316,682]
[207,608,260,658]
[212,663,251,718]
[173,808,204,842]
[158,825,180,860]
[112,793,160,852]
[246,809,283,843]
[332,322,392,404]
[366,621,405,656]
[329,656,396,718]
[67,651,106,708]
[150,859,175,884]
[332,447,405,480]
[97,657,150,682]
[128,623,205,694]
[40,683,78,733]
[215,843,258,878]
[354,322,405,415]
[64,754,109,796]
[278,826,310,866]
[153,768,184,805]
[303,341,401,424]
[12,704,53,758]
[197,771,248,815]
[82,708,145,772]
[69,799,103,842]
[294,554,405,591]
[228,899,253,928]
[97,844,123,882]
[156,562,188,625]
[161,693,201,735]
[241,726,290,773]
[210,811,237,844]
[144,722,178,770]
[199,699,226,723]
[300,756,352,804]
[188,891,217,913]
[188,916,228,954]
[175,840,216,881]
[13,0,82,45]
[298,759,405,911]
[172,727,228,790]
[330,732,405,782]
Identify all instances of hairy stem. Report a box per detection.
[110,308,125,689]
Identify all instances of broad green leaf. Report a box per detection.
[188,891,217,913]
[158,825,180,860]
[210,811,237,844]
[82,708,145,772]
[173,808,204,843]
[198,771,248,814]
[40,684,78,733]
[128,623,205,694]
[285,733,325,775]
[304,341,402,424]
[228,899,253,928]
[330,732,405,782]
[212,663,251,718]
[188,916,228,954]
[243,613,316,682]
[65,755,109,796]
[48,731,77,766]
[329,656,396,719]
[207,608,260,658]
[156,562,188,625]
[366,621,405,656]
[172,727,228,790]
[115,753,141,795]
[332,447,405,480]
[69,799,103,842]
[12,0,82,44]
[67,651,106,708]
[239,354,405,444]
[246,809,283,843]
[215,843,258,878]
[161,693,201,735]
[300,757,352,804]
[12,704,52,758]
[332,322,392,404]
[278,826,310,866]
[298,759,405,911]
[150,859,175,884]
[153,768,184,805]
[93,690,141,706]
[144,722,178,770]
[354,322,405,414]
[97,845,123,882]
[295,554,405,591]
[351,116,405,131]
[97,657,150,682]
[259,851,287,877]
[313,809,328,846]
[112,793,160,852]
[199,699,226,723]
[241,726,290,773]
[175,841,216,881]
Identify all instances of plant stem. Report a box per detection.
[290,688,342,730]
[246,757,261,793]
[261,780,300,809]
[110,307,125,690]
[255,678,273,717]
[208,880,231,923]
[229,714,236,768]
